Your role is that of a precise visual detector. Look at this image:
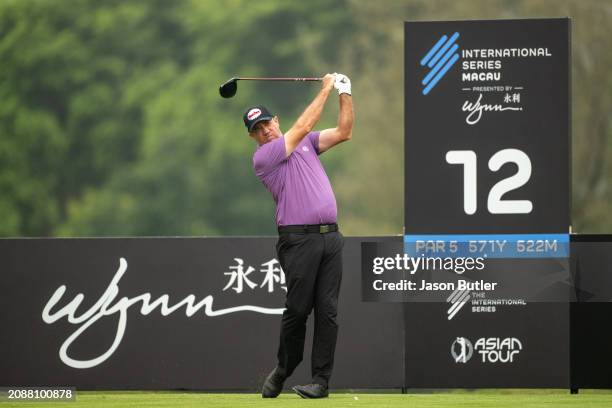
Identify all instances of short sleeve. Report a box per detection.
[253,136,287,178]
[307,131,321,155]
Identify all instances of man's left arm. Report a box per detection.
[319,74,354,153]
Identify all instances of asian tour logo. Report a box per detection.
[451,336,523,364]
[451,337,473,363]
[420,32,460,95]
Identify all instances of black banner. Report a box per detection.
[404,303,569,388]
[0,237,403,390]
[2,235,611,390]
[570,235,612,390]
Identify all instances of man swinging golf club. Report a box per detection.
[244,73,353,399]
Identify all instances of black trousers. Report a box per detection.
[275,230,344,387]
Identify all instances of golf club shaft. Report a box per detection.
[237,77,322,82]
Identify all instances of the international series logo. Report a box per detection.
[419,32,460,95]
[447,287,471,320]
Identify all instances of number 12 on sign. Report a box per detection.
[446,149,533,215]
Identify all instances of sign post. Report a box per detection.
[403,18,571,387]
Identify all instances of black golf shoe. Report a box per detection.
[261,367,286,398]
[292,383,329,399]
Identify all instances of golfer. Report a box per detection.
[243,73,353,399]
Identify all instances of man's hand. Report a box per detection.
[333,73,351,96]
[322,73,336,92]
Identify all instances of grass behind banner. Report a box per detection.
[5,390,612,408]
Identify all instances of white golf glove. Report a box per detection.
[333,73,351,96]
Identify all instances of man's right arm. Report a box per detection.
[284,73,335,156]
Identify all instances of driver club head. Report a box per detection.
[219,77,238,98]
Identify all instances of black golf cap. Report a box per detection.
[243,105,274,132]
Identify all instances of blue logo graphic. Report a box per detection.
[420,32,460,95]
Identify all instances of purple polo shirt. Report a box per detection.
[253,131,337,226]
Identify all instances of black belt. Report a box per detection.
[278,223,338,234]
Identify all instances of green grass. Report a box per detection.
[3,390,612,408]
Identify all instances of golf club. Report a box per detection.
[219,77,322,98]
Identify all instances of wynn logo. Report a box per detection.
[41,258,284,369]
[420,32,460,95]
